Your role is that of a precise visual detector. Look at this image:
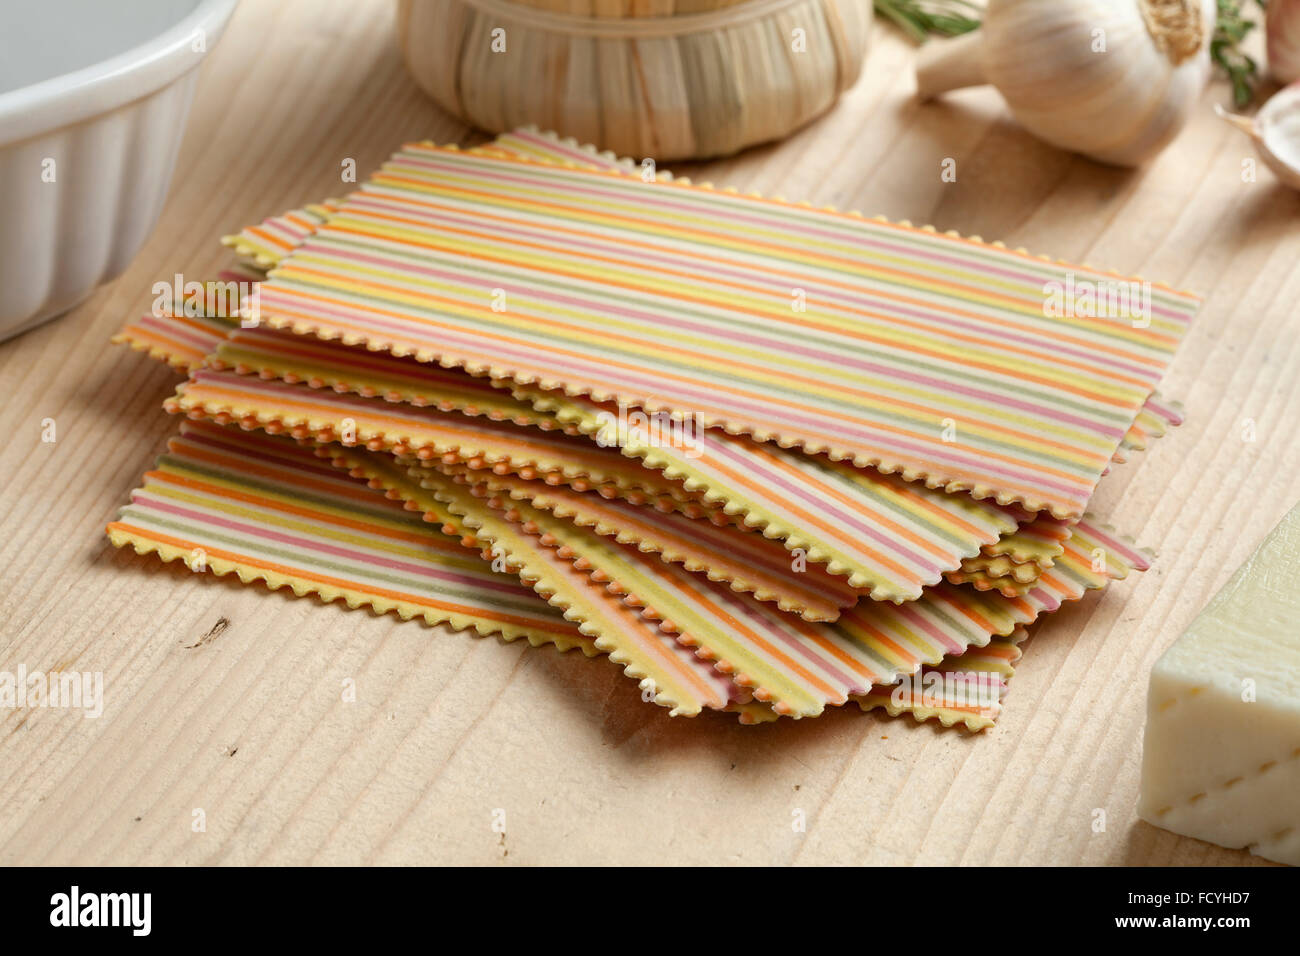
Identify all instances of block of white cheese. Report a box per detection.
[1138,504,1300,865]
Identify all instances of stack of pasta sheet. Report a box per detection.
[112,128,1195,729]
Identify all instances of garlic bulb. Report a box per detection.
[1268,0,1300,84]
[915,0,1216,166]
[1216,82,1300,191]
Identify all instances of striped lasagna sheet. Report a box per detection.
[211,325,579,431]
[105,420,1033,728]
[338,445,1041,730]
[218,128,666,270]
[117,298,1180,473]
[960,552,1052,584]
[168,367,697,504]
[507,384,1026,600]
[105,420,591,651]
[203,317,1168,583]
[248,143,1199,518]
[155,321,1171,600]
[183,345,1028,601]
[122,300,1173,588]
[106,127,1174,731]
[328,445,751,717]
[116,126,1181,597]
[170,361,1152,610]
[117,298,1168,594]
[855,626,1029,728]
[106,420,779,718]
[430,467,1149,718]
[452,468,864,622]
[943,568,1036,599]
[113,278,243,370]
[349,450,1048,731]
[459,467,1056,610]
[224,201,344,271]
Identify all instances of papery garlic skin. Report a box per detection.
[1217,83,1300,191]
[1268,0,1300,84]
[981,0,1216,166]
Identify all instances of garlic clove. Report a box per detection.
[1215,83,1300,191]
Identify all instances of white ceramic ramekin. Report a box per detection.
[0,0,239,341]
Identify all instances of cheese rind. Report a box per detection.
[1138,504,1300,866]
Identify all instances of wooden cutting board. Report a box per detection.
[0,0,1295,865]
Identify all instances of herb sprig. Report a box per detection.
[872,0,982,44]
[1211,0,1264,108]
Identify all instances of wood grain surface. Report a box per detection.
[1,0,1296,866]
